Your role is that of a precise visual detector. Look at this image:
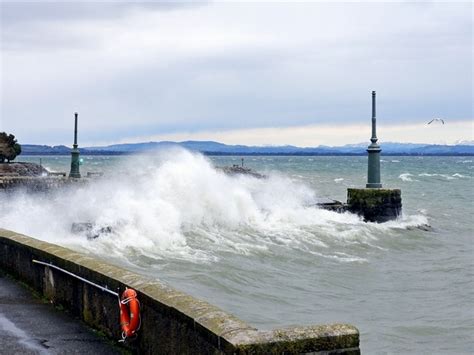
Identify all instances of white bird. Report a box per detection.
[427,118,445,125]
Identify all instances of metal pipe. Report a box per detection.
[73,112,78,147]
[32,259,119,297]
[371,91,377,142]
[366,90,382,188]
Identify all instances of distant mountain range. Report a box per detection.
[20,141,474,156]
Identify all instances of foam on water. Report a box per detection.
[4,154,469,353]
[399,172,417,182]
[0,149,427,266]
[418,172,462,180]
[452,173,469,178]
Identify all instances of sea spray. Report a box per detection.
[3,154,471,354]
[0,149,427,265]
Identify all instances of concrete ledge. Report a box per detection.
[0,176,88,192]
[0,229,360,354]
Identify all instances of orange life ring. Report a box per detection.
[119,288,140,339]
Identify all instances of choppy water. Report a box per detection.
[2,151,473,354]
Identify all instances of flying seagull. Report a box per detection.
[427,118,445,125]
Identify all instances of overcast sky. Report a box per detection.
[1,1,472,146]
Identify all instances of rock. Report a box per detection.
[314,198,349,213]
[0,162,49,177]
[217,165,266,179]
[407,224,432,231]
[71,222,112,240]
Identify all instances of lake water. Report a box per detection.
[2,151,473,353]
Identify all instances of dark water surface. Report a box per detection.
[5,154,473,353]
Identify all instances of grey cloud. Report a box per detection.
[1,1,472,145]
[0,2,204,25]
[1,1,207,50]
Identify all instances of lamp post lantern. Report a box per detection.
[366,91,381,188]
[69,112,81,178]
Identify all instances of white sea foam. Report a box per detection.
[452,173,469,178]
[399,173,417,182]
[309,250,368,263]
[334,178,344,183]
[378,214,429,230]
[0,149,429,265]
[418,173,461,180]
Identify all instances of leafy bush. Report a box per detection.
[0,132,22,163]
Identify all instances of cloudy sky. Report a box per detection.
[1,1,472,147]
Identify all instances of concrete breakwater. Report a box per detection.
[347,188,402,223]
[0,229,360,354]
[0,176,87,192]
[315,189,402,223]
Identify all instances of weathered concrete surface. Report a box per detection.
[0,176,87,192]
[0,162,48,177]
[0,229,360,354]
[347,188,402,223]
[313,198,349,213]
[0,272,123,354]
[216,165,266,179]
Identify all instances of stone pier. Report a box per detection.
[345,90,402,223]
[347,188,402,223]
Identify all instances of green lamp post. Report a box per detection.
[366,91,382,188]
[347,90,401,222]
[69,112,81,178]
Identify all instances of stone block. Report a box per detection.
[347,188,401,223]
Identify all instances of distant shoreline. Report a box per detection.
[18,152,474,157]
[20,141,474,156]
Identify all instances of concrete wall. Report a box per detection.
[0,229,360,354]
[0,176,87,192]
[347,188,402,223]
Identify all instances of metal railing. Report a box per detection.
[32,259,119,297]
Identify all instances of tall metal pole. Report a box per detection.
[69,112,81,178]
[366,91,382,188]
[371,91,376,142]
[73,112,78,148]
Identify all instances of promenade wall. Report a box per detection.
[0,229,359,354]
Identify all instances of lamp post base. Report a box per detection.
[366,183,382,188]
[347,188,401,223]
[69,149,81,179]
